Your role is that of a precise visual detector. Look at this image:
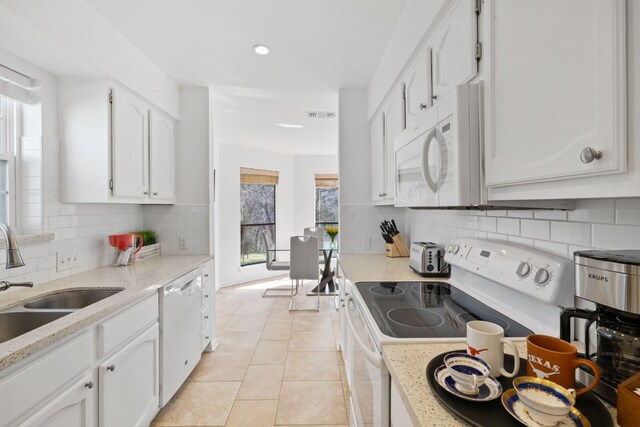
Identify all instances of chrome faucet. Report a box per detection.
[0,223,25,269]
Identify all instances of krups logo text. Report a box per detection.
[588,273,609,282]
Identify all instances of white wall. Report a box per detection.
[367,0,447,118]
[338,89,405,254]
[215,143,295,287]
[0,1,179,118]
[175,88,210,205]
[292,154,338,234]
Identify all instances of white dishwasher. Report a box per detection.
[160,268,202,405]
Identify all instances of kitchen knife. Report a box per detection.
[391,219,399,234]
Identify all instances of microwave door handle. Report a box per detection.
[345,295,381,369]
[421,128,439,193]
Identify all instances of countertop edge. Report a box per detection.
[0,255,213,370]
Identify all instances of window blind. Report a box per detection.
[240,167,279,185]
[0,64,33,104]
[315,173,339,188]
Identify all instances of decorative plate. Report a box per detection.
[434,365,502,402]
[501,389,591,427]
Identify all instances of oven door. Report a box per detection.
[345,294,385,427]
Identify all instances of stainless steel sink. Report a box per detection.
[23,288,124,309]
[0,311,72,344]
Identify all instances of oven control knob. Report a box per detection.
[515,262,531,278]
[534,268,551,286]
[451,244,460,254]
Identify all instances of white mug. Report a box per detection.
[466,320,520,378]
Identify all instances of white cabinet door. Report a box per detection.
[149,111,176,202]
[404,50,432,131]
[99,323,159,427]
[111,87,149,199]
[370,113,386,202]
[431,0,477,100]
[22,374,95,427]
[390,378,414,427]
[383,84,406,202]
[484,0,626,188]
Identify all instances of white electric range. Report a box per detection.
[342,238,574,427]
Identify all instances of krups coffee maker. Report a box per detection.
[561,250,640,404]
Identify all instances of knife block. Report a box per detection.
[618,371,640,426]
[385,243,403,258]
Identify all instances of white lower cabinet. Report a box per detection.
[390,378,414,427]
[99,323,159,427]
[21,374,95,427]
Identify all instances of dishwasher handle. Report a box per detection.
[345,295,381,368]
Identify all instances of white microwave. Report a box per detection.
[394,83,481,208]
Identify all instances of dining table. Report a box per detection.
[272,242,337,296]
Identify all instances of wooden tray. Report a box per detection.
[426,349,613,427]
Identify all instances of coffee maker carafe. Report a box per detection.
[560,250,640,405]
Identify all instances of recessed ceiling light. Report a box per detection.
[253,44,270,55]
[276,123,303,128]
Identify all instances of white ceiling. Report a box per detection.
[84,0,407,155]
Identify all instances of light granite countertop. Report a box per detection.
[0,255,211,370]
[383,343,619,427]
[338,253,425,282]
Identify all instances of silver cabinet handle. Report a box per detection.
[143,191,149,195]
[420,103,427,110]
[153,192,159,196]
[204,315,209,319]
[204,274,209,278]
[580,147,602,164]
[107,364,116,372]
[204,294,209,298]
[85,380,94,389]
[431,95,438,101]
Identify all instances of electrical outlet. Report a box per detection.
[178,237,188,251]
[56,251,79,272]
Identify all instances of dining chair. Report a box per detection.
[304,227,325,264]
[289,235,320,311]
[261,230,291,298]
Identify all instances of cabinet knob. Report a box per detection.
[204,274,209,278]
[420,103,427,110]
[204,294,209,298]
[431,95,438,101]
[580,147,602,164]
[153,192,159,196]
[143,191,149,195]
[205,315,209,319]
[85,380,94,389]
[107,364,116,372]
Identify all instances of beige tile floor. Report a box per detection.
[153,276,349,427]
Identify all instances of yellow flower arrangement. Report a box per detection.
[325,226,339,241]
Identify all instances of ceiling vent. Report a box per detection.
[307,111,336,119]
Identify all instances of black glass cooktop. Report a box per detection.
[355,281,532,339]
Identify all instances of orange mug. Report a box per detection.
[526,334,601,396]
[108,233,144,254]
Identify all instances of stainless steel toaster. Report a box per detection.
[409,242,450,277]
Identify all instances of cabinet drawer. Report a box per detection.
[201,325,211,351]
[98,293,158,358]
[201,305,210,331]
[0,332,91,426]
[201,285,211,307]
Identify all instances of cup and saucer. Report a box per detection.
[434,353,502,402]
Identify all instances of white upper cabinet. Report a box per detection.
[59,78,176,204]
[383,84,406,202]
[149,111,176,201]
[370,113,386,202]
[484,0,626,190]
[112,87,150,200]
[431,0,478,101]
[404,50,432,131]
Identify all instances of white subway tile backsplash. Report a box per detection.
[507,210,534,219]
[592,224,640,249]
[520,219,550,240]
[533,240,569,257]
[507,236,534,246]
[478,216,497,232]
[615,199,640,225]
[550,221,591,246]
[568,199,615,224]
[497,218,519,235]
[533,210,568,221]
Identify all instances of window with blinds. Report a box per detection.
[240,168,279,266]
[315,173,339,246]
[0,95,17,225]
